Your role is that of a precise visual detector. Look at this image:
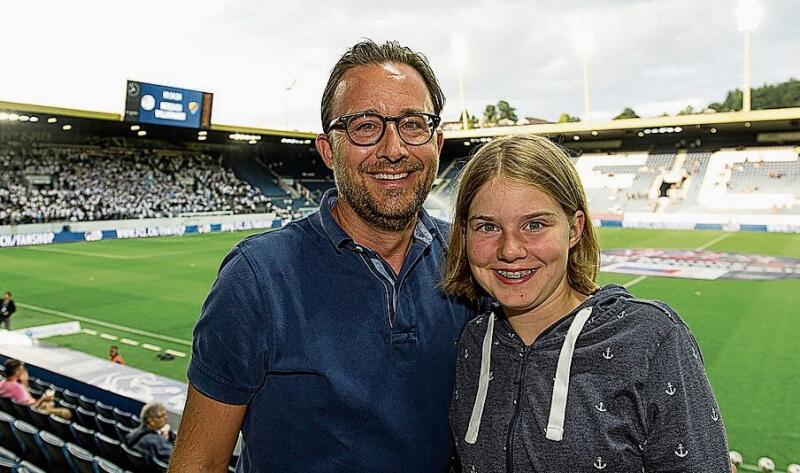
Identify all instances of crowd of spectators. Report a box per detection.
[1,145,274,225]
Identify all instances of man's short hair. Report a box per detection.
[4,359,25,377]
[140,402,167,423]
[320,39,445,132]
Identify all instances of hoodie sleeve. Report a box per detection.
[642,321,731,473]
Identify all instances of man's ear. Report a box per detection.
[315,133,334,170]
[569,210,586,249]
[435,129,444,155]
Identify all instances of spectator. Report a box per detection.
[0,292,15,330]
[109,345,125,365]
[125,402,173,464]
[0,359,71,419]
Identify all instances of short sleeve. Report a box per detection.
[188,246,270,405]
[642,322,731,473]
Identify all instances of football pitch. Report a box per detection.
[1,228,798,467]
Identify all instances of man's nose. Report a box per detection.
[376,121,408,163]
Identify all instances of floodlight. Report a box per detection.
[736,0,762,32]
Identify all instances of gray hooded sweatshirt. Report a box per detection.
[450,285,730,473]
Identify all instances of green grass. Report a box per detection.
[1,228,798,467]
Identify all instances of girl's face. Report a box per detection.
[465,176,584,318]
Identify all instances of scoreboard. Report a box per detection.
[124,80,213,129]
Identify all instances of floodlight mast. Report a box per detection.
[736,0,762,112]
[284,78,297,130]
[573,17,594,123]
[451,34,469,130]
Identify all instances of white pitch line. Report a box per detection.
[99,333,118,341]
[624,275,649,288]
[165,349,187,358]
[694,232,732,251]
[81,329,98,335]
[25,246,136,260]
[142,343,162,352]
[120,338,139,346]
[18,303,192,347]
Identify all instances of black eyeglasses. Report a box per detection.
[326,112,441,146]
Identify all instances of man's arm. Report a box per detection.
[168,384,247,473]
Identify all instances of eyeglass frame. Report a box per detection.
[325,111,442,147]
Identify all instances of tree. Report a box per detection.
[707,78,800,111]
[613,107,639,120]
[557,112,580,123]
[677,104,697,116]
[496,100,518,122]
[483,104,498,125]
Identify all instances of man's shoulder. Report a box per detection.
[236,217,323,256]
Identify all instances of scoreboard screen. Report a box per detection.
[124,80,213,129]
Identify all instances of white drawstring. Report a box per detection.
[545,306,593,441]
[464,312,495,444]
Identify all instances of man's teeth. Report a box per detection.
[496,269,533,279]
[373,172,409,180]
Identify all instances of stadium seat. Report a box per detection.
[153,456,169,473]
[95,457,125,473]
[0,397,13,417]
[0,446,18,462]
[0,412,22,454]
[47,414,72,441]
[120,443,149,472]
[77,396,97,413]
[95,402,114,419]
[62,390,81,407]
[58,399,78,413]
[64,442,95,473]
[0,456,14,473]
[26,408,50,432]
[11,420,49,469]
[94,432,126,468]
[15,461,47,473]
[114,422,134,442]
[75,407,98,431]
[9,400,30,424]
[30,379,49,394]
[96,414,118,439]
[38,430,71,473]
[69,423,98,454]
[111,408,133,427]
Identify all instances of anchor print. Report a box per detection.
[711,408,719,421]
[617,310,626,319]
[475,317,483,325]
[593,457,607,470]
[602,347,614,360]
[638,443,644,451]
[464,348,469,359]
[470,465,477,473]
[594,402,607,412]
[589,316,596,324]
[691,345,699,360]
[489,371,494,381]
[674,444,688,458]
[665,382,677,396]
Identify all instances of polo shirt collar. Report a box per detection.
[314,188,441,251]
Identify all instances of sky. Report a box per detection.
[1,0,798,132]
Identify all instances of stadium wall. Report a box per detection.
[0,212,287,248]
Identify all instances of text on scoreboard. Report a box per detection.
[124,80,212,129]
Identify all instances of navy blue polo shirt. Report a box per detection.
[189,189,473,472]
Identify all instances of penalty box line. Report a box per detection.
[18,302,192,347]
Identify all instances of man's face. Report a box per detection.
[316,63,442,231]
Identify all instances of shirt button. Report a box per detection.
[513,399,517,405]
[354,246,364,253]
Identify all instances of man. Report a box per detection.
[109,345,125,365]
[169,40,472,472]
[0,292,16,330]
[0,359,71,419]
[125,402,173,464]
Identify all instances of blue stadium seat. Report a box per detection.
[29,379,48,394]
[111,408,133,428]
[75,407,98,432]
[26,408,50,432]
[47,414,72,442]
[38,430,71,473]
[0,456,14,473]
[95,414,118,439]
[95,457,125,473]
[94,432,126,468]
[11,420,49,469]
[64,442,94,473]
[0,412,22,456]
[15,461,47,473]
[114,422,134,443]
[8,400,29,424]
[57,400,77,413]
[69,424,97,454]
[61,390,81,407]
[0,446,18,463]
[0,397,14,417]
[153,456,169,473]
[120,443,149,472]
[77,396,96,413]
[95,402,114,419]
